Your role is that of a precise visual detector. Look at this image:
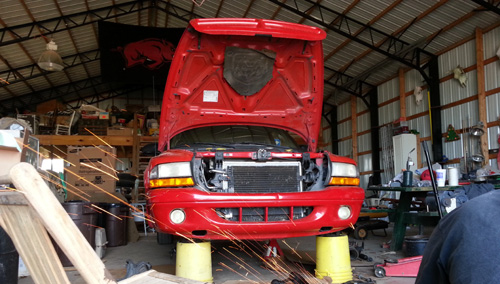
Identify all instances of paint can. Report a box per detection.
[402,171,413,187]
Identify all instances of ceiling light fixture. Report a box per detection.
[37,40,64,71]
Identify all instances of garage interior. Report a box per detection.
[1,0,500,283]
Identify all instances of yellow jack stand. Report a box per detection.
[175,240,213,282]
[315,234,353,283]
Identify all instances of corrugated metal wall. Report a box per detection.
[335,25,500,189]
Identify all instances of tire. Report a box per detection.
[374,266,386,278]
[349,248,359,260]
[385,258,398,263]
[354,226,368,240]
[157,232,173,245]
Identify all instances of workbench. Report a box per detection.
[367,186,459,251]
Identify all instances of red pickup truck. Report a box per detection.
[144,18,364,240]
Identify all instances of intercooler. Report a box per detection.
[224,161,302,193]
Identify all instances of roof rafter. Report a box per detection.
[0,0,148,47]
[324,0,402,61]
[268,0,434,74]
[155,0,202,22]
[0,49,100,86]
[471,0,500,15]
[323,66,374,99]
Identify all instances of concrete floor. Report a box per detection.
[17,224,433,284]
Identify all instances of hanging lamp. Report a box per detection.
[37,40,64,71]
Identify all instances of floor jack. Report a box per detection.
[374,255,422,278]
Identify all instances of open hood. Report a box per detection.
[159,18,326,151]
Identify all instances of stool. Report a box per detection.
[130,203,149,236]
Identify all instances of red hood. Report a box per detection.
[159,18,326,151]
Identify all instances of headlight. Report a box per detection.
[328,162,360,186]
[149,162,194,188]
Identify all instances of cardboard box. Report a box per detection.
[148,128,159,136]
[99,112,109,120]
[65,174,116,201]
[65,146,117,201]
[107,127,133,136]
[81,110,99,119]
[36,99,66,114]
[56,115,72,126]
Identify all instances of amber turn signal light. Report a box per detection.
[150,177,195,188]
[328,177,360,186]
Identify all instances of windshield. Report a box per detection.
[170,125,301,151]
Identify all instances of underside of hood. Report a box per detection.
[159,18,326,152]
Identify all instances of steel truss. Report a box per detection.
[0,1,149,47]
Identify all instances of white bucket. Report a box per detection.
[448,168,459,186]
[436,169,447,187]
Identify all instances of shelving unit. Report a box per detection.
[132,136,159,202]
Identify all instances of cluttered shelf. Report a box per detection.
[34,134,135,146]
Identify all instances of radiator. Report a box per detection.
[224,161,302,193]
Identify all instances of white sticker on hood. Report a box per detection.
[203,90,219,102]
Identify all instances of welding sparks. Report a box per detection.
[80,162,119,181]
[281,240,302,259]
[349,222,355,230]
[92,204,123,220]
[85,128,113,148]
[3,126,332,284]
[218,262,259,283]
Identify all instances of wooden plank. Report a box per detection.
[9,163,117,284]
[476,27,489,165]
[131,113,140,179]
[399,68,406,119]
[0,190,28,205]
[34,135,134,146]
[351,96,358,163]
[0,201,70,284]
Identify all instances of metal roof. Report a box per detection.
[0,0,499,115]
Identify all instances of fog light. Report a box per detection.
[170,209,186,224]
[338,206,351,220]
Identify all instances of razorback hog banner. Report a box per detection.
[99,21,184,86]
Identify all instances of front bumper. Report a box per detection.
[147,187,365,240]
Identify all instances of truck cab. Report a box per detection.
[144,18,365,240]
